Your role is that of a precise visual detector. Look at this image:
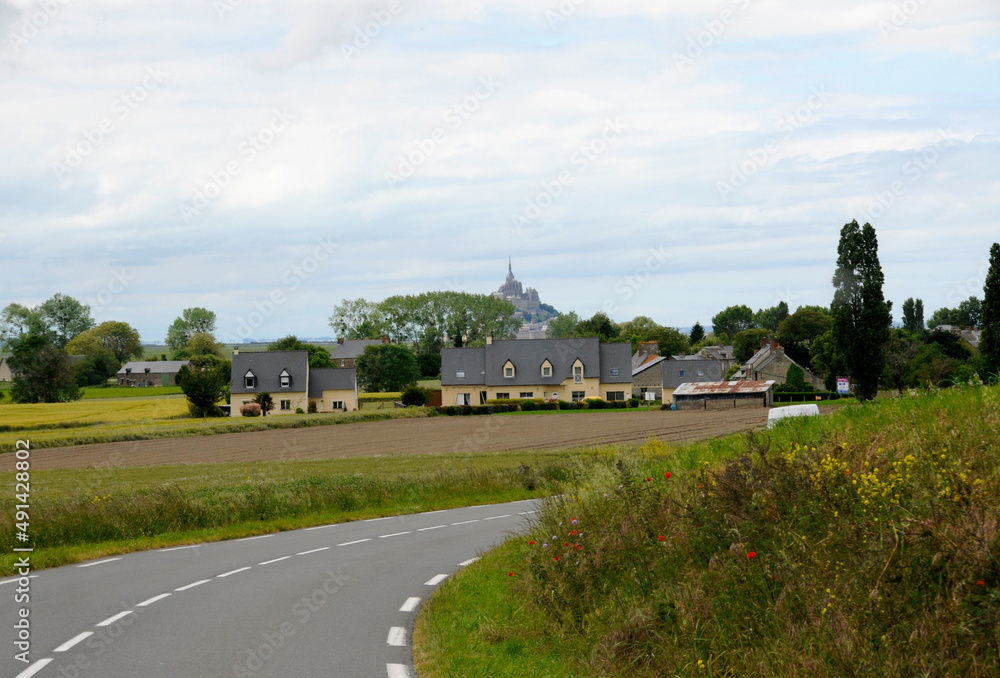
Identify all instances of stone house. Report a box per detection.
[330,337,389,368]
[734,338,824,389]
[117,361,190,387]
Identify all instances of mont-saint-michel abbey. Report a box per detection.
[492,260,558,339]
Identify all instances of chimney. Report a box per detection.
[233,348,239,356]
[760,337,780,351]
[381,335,390,344]
[486,336,493,345]
[337,337,345,345]
[639,341,659,357]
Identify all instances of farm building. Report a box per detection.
[117,360,190,387]
[731,338,823,389]
[631,342,725,403]
[0,356,13,382]
[672,380,775,411]
[441,337,632,405]
[230,349,358,416]
[330,337,389,368]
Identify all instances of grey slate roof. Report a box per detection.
[632,355,667,376]
[330,340,383,361]
[700,345,735,360]
[231,350,309,395]
[662,357,722,389]
[442,339,632,387]
[118,361,189,376]
[308,368,357,398]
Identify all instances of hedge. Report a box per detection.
[773,391,843,403]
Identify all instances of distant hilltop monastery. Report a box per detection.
[492,260,558,338]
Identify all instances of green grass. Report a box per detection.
[80,385,183,399]
[0,448,583,574]
[417,386,1000,677]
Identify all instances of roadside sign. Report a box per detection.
[836,377,850,395]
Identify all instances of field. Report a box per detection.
[1,407,770,471]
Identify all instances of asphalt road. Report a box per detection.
[2,500,539,678]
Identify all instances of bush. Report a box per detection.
[401,385,434,407]
[295,407,305,414]
[627,397,641,408]
[308,401,318,414]
[240,402,262,417]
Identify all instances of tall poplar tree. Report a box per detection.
[980,242,1000,380]
[831,221,892,401]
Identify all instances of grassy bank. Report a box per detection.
[0,448,582,574]
[416,386,1000,677]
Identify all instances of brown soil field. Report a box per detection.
[8,409,771,472]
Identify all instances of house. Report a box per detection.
[673,380,775,410]
[934,325,981,350]
[117,361,190,387]
[734,338,824,389]
[631,342,725,403]
[330,337,389,368]
[229,349,358,416]
[699,344,737,375]
[0,357,13,382]
[441,337,633,405]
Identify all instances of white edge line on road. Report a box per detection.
[387,626,407,647]
[136,593,171,607]
[53,632,93,652]
[296,547,330,556]
[217,567,252,578]
[400,597,421,612]
[484,514,511,520]
[387,664,410,678]
[158,545,200,552]
[96,610,133,627]
[77,557,122,568]
[518,510,537,515]
[234,534,273,542]
[304,524,337,531]
[365,516,394,522]
[260,556,292,565]
[424,574,448,586]
[420,509,446,514]
[451,520,479,526]
[14,657,53,678]
[417,525,445,532]
[459,557,480,567]
[379,531,411,539]
[337,538,371,546]
[175,579,210,592]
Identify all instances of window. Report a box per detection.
[244,370,256,389]
[552,392,558,399]
[571,391,585,402]
[574,366,583,384]
[607,391,625,401]
[679,369,685,377]
[520,392,533,399]
[697,369,704,377]
[331,401,344,410]
[456,371,466,378]
[542,366,552,377]
[458,393,471,406]
[505,367,514,378]
[496,392,510,399]
[279,369,291,388]
[609,368,619,377]
[280,400,291,410]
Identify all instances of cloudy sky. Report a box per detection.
[2,0,998,343]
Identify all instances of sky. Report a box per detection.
[1,0,998,344]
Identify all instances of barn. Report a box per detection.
[672,380,775,411]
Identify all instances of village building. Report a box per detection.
[229,349,358,416]
[117,360,190,387]
[673,380,775,410]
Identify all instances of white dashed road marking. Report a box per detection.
[296,547,330,556]
[379,531,411,539]
[77,557,121,568]
[217,567,251,578]
[175,579,210,592]
[387,626,407,647]
[386,664,410,678]
[338,538,371,546]
[399,597,421,612]
[450,520,479,526]
[458,557,479,567]
[136,593,171,607]
[96,610,133,627]
[158,545,199,552]
[417,525,445,532]
[260,556,292,565]
[14,658,53,678]
[484,514,510,520]
[234,534,272,542]
[53,632,93,652]
[424,574,448,586]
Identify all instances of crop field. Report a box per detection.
[0,396,188,430]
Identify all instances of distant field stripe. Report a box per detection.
[484,514,511,520]
[296,547,330,556]
[387,626,407,647]
[77,557,121,568]
[450,520,479,526]
[379,531,411,539]
[14,658,53,678]
[136,593,171,607]
[175,579,209,591]
[54,632,93,652]
[337,538,371,546]
[96,611,133,627]
[260,556,292,565]
[424,574,448,586]
[217,567,251,578]
[400,597,421,612]
[417,525,445,532]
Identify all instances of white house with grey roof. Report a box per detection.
[441,337,632,405]
[330,338,388,368]
[229,349,358,416]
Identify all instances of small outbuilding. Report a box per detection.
[672,380,775,411]
[117,361,190,387]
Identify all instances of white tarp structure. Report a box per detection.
[767,404,820,428]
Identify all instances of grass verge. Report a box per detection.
[416,385,1000,677]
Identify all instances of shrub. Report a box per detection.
[627,397,641,408]
[295,407,305,414]
[307,401,318,414]
[239,402,261,417]
[401,385,434,407]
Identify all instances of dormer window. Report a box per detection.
[244,370,256,389]
[279,369,291,388]
[540,359,553,378]
[503,360,515,378]
[573,364,583,384]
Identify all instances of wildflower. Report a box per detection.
[571,517,578,524]
[569,530,578,536]
[553,556,559,562]
[747,552,757,560]
[528,540,535,545]
[507,572,513,576]
[664,471,672,479]
[573,544,582,550]
[977,580,986,587]
[646,477,652,482]
[563,542,570,547]
[657,535,666,541]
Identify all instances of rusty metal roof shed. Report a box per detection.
[673,380,775,397]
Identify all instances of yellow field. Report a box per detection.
[0,397,189,428]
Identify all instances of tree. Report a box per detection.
[957,296,982,329]
[546,311,580,339]
[831,220,892,401]
[187,332,225,358]
[809,329,847,391]
[73,348,119,386]
[980,243,1000,380]
[778,307,832,345]
[711,305,756,339]
[754,301,789,332]
[328,298,386,340]
[166,308,217,352]
[67,321,143,365]
[355,344,421,392]
[785,363,806,391]
[37,294,94,347]
[8,334,82,403]
[573,312,619,342]
[689,321,705,345]
[401,385,434,407]
[176,355,230,417]
[0,303,39,348]
[267,335,333,368]
[733,328,774,364]
[901,298,925,333]
[253,392,275,417]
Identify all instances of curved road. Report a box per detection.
[2,500,538,678]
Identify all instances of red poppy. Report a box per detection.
[664,472,672,479]
[657,535,666,541]
[507,572,513,576]
[747,552,757,559]
[977,580,986,587]
[563,542,570,547]
[528,540,535,545]
[573,544,582,550]
[553,556,559,562]
[569,530,578,536]
[646,477,653,482]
